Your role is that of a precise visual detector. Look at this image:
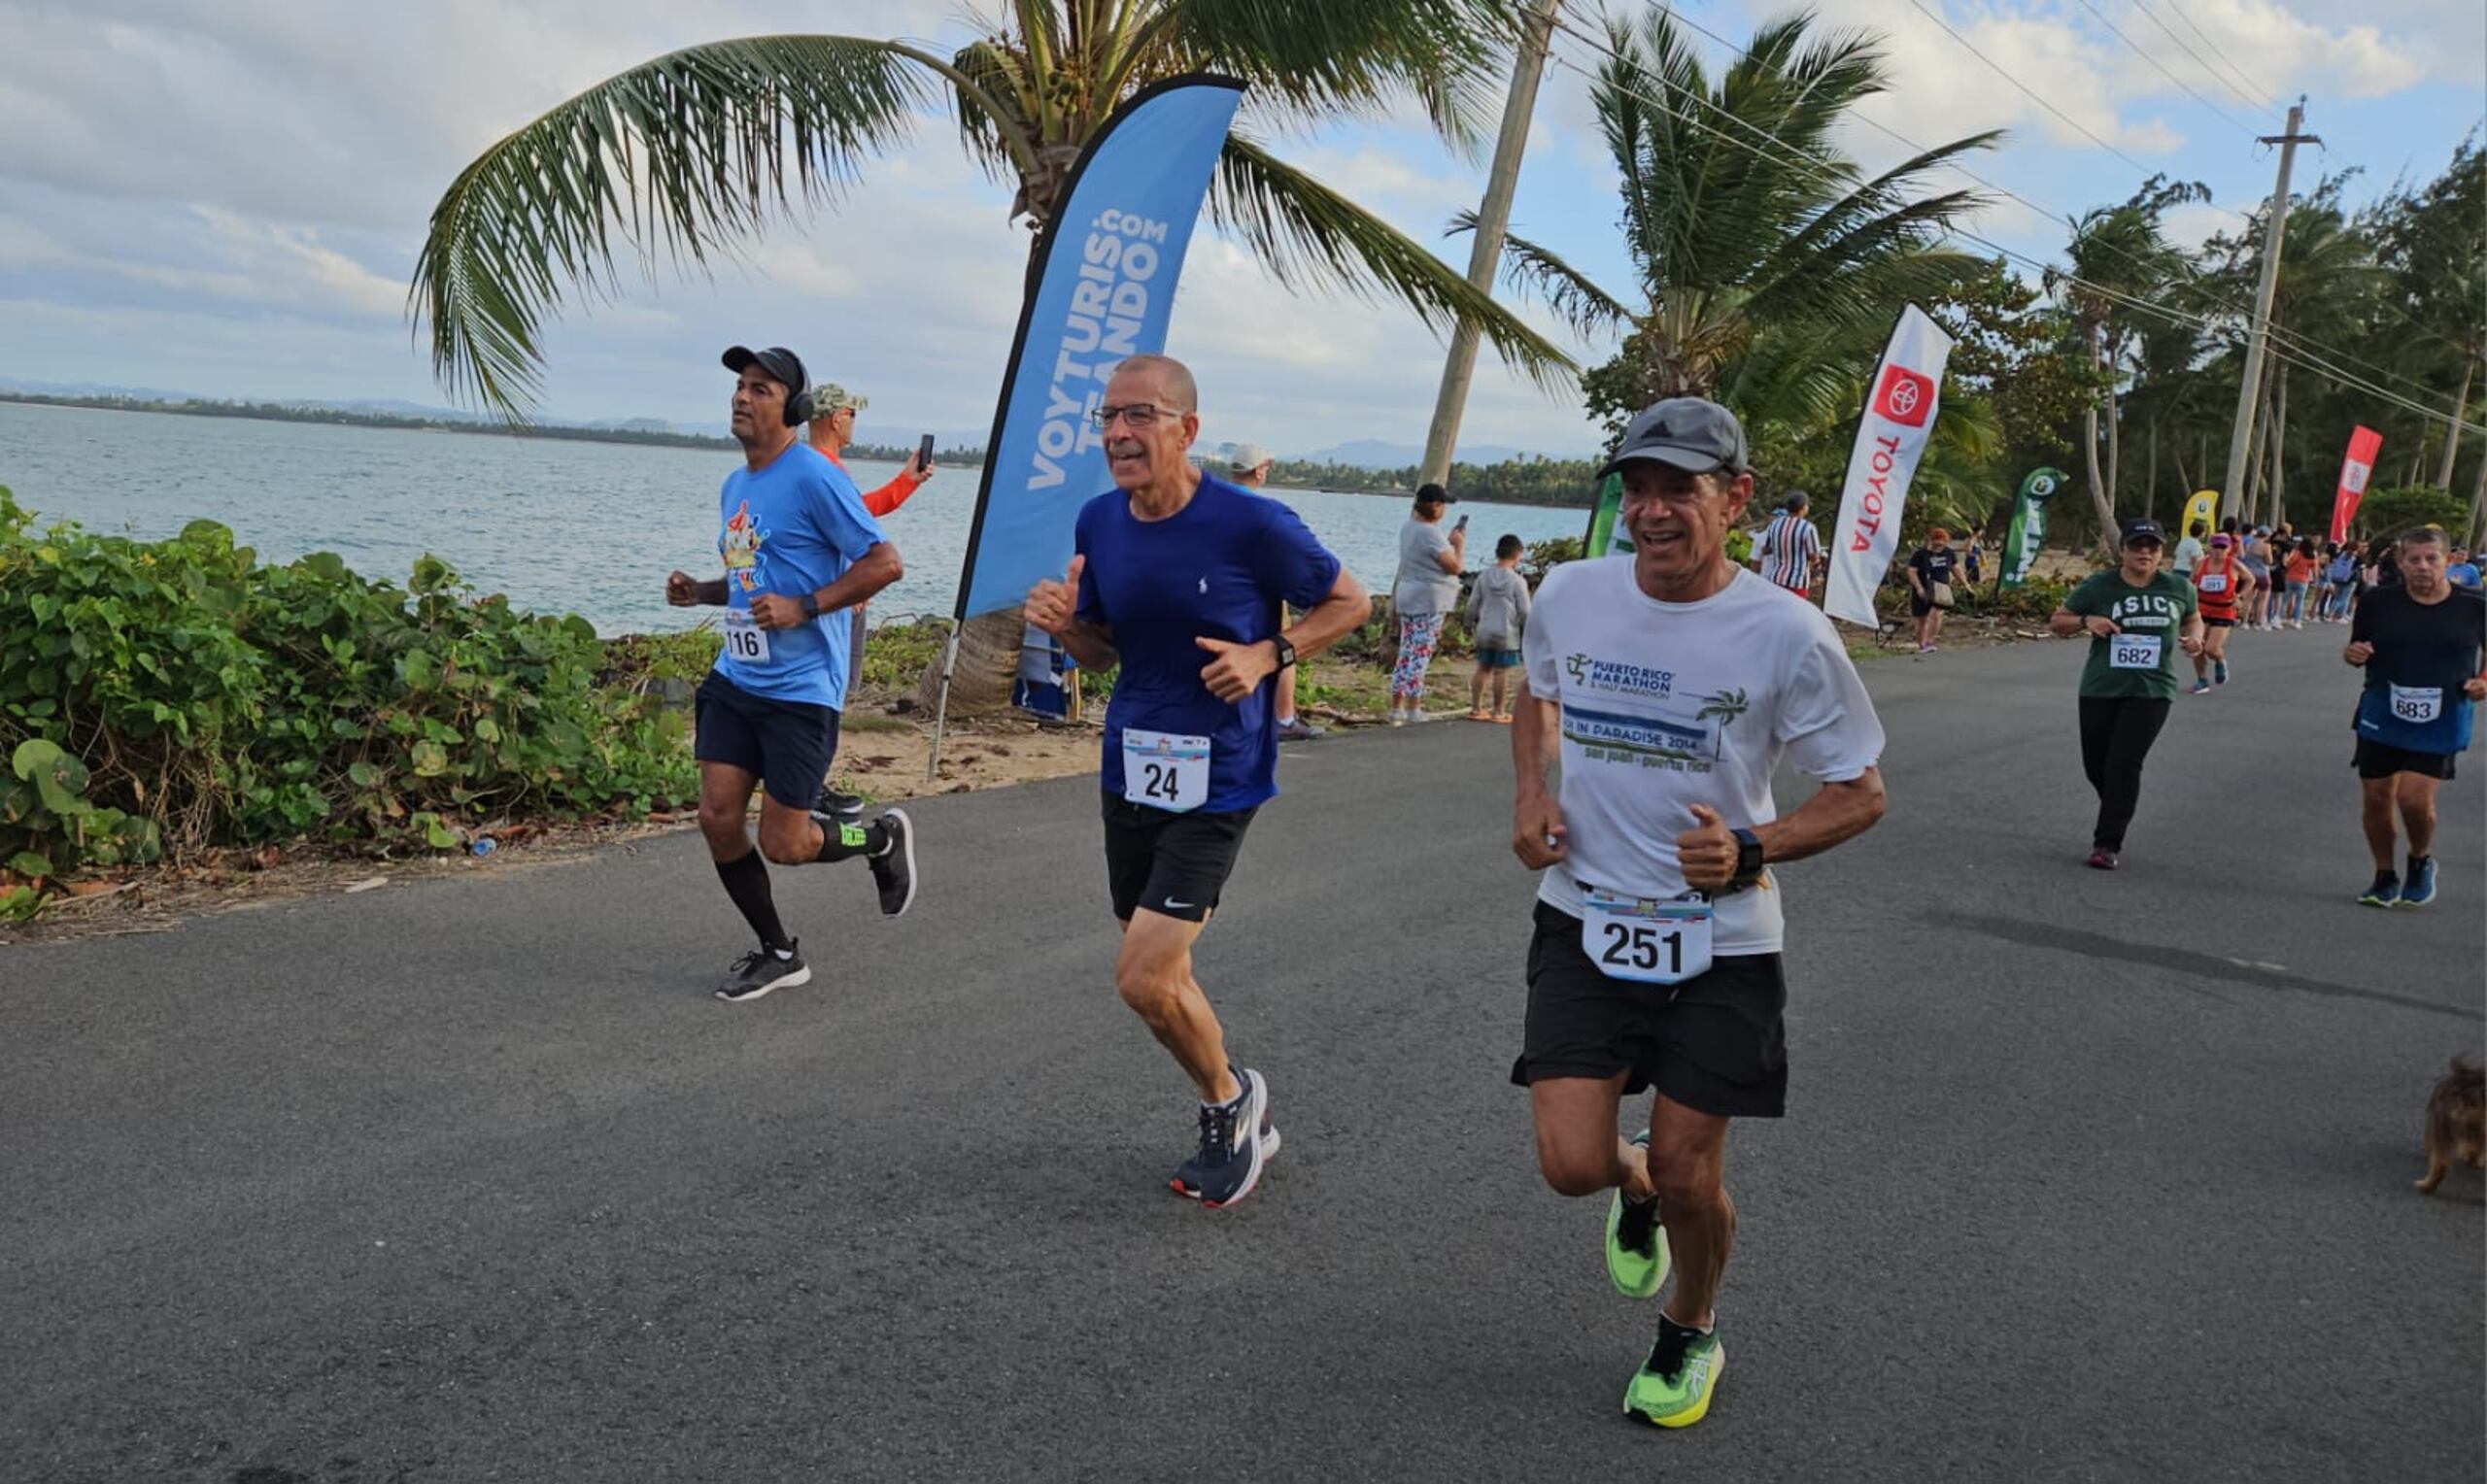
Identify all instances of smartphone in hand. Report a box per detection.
[915,434,936,475]
[1454,514,1469,533]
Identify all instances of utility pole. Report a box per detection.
[1418,0,1560,489]
[2219,99,2319,523]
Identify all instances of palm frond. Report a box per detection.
[409,35,937,417]
[1209,134,1575,389]
[951,36,1035,186]
[1449,213,1632,339]
[1152,0,1515,155]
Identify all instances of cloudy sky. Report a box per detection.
[2,0,2479,458]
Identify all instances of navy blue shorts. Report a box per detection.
[694,672,841,808]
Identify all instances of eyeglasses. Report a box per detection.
[1091,403,1177,430]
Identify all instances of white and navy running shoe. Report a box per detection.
[1173,1068,1276,1210]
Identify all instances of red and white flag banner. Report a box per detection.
[1824,304,1956,628]
[2329,424,2382,545]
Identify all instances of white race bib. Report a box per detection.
[1581,888,1714,987]
[2108,633,2163,670]
[1122,728,1210,813]
[2198,574,2228,594]
[2390,685,2443,725]
[724,607,770,664]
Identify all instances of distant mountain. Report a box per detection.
[1291,438,1586,470]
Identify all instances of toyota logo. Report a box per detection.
[1886,379,1921,418]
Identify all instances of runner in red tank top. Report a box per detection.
[2190,534,2250,692]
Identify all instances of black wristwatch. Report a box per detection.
[1724,826,1766,894]
[1269,634,1297,671]
[801,591,822,620]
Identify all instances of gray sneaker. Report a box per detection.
[1275,716,1324,741]
[716,941,809,1002]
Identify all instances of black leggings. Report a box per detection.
[2077,696,2172,851]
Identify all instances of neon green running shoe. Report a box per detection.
[1605,1132,1669,1299]
[1623,1317,1724,1429]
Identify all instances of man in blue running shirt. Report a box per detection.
[1024,354,1370,1210]
[665,346,919,1002]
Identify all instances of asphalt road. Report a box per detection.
[5,624,2481,1483]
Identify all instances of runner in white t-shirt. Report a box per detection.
[1508,397,1889,1430]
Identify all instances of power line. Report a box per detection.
[2128,0,2282,121]
[1534,18,2485,436]
[2073,0,2263,139]
[1546,3,2468,419]
[1895,0,2234,210]
[2159,0,2286,115]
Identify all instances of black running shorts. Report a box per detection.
[694,672,842,808]
[2354,737,2457,782]
[1511,900,1788,1119]
[1101,794,1256,924]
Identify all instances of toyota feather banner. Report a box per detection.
[1823,305,1956,628]
[2329,424,2383,544]
[952,76,1244,620]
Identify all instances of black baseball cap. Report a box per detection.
[1599,397,1751,480]
[2120,518,2165,547]
[722,345,808,401]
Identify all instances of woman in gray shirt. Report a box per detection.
[1389,483,1465,725]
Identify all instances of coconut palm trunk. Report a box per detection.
[2436,356,2472,489]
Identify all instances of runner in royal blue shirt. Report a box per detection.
[664,346,919,1004]
[1024,354,1370,1209]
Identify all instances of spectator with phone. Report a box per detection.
[1389,484,1465,725]
[801,381,936,691]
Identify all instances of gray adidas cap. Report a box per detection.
[1598,397,1751,480]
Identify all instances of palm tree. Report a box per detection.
[411,2,1572,417]
[2054,177,2205,551]
[1460,9,1995,436]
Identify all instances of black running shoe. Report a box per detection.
[1188,1068,1274,1210]
[716,940,809,1002]
[1172,1067,1281,1199]
[813,788,867,821]
[868,808,916,917]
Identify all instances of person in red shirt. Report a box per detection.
[2189,532,2251,692]
[802,382,936,686]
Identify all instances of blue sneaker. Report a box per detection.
[2400,857,2437,907]
[2188,679,2212,695]
[2358,871,2401,908]
[2214,658,2230,685]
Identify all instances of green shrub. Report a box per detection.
[1953,576,2072,621]
[0,486,694,912]
[2354,486,2471,543]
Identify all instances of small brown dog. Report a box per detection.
[2416,1056,2485,1195]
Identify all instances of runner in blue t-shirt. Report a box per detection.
[1024,354,1370,1209]
[664,346,919,1002]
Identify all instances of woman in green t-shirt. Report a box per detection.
[2047,519,2205,869]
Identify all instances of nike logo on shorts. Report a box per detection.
[1163,898,1195,910]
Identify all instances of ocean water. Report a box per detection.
[0,402,1589,635]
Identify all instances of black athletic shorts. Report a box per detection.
[2203,616,2234,628]
[1511,899,1788,1119]
[694,672,841,808]
[2354,737,2457,782]
[1102,794,1256,924]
